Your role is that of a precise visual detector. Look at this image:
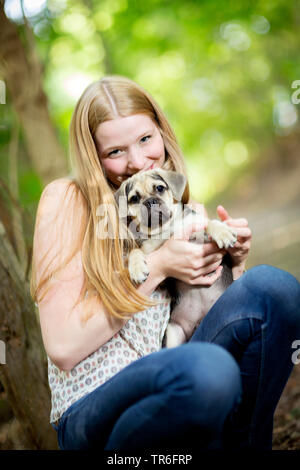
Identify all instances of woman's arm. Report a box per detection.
[34,179,168,372]
[34,179,129,371]
[135,248,167,296]
[38,276,127,372]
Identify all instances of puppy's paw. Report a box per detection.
[206,220,237,249]
[128,249,150,284]
[164,322,186,348]
[215,225,237,249]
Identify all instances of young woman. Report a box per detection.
[30,75,300,450]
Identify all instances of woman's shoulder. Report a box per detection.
[42,176,76,198]
[39,177,84,214]
[34,177,87,259]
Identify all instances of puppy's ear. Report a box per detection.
[114,182,125,207]
[154,169,187,202]
[114,180,132,208]
[114,181,130,230]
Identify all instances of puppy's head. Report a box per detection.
[114,168,187,237]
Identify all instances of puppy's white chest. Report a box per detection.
[172,209,200,234]
[140,206,203,254]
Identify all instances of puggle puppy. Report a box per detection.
[114,168,237,348]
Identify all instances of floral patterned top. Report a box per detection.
[47,287,171,424]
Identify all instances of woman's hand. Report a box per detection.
[159,222,226,286]
[217,205,252,279]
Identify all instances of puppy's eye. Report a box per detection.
[129,195,140,204]
[156,185,165,193]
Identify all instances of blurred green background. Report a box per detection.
[1,0,300,278]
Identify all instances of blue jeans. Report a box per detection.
[52,265,300,450]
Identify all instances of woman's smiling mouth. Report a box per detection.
[117,163,156,181]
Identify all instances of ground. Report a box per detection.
[273,363,300,449]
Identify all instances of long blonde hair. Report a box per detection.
[30,75,190,323]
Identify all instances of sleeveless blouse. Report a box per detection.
[47,287,171,424]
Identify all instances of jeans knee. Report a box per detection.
[193,343,241,404]
[243,265,300,332]
[159,343,242,426]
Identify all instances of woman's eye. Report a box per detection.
[108,149,121,156]
[141,135,151,143]
[156,185,165,193]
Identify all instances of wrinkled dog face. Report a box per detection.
[115,169,187,237]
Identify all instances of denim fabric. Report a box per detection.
[52,265,300,450]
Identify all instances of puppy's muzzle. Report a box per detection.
[142,198,171,229]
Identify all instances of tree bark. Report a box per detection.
[0,220,58,449]
[0,1,69,185]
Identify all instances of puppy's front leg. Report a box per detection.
[206,219,237,249]
[128,248,150,284]
[165,322,186,348]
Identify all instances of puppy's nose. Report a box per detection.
[143,198,160,209]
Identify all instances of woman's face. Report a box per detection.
[95,114,166,187]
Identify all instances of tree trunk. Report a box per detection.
[0,1,69,185]
[0,220,58,449]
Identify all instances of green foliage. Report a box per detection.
[19,171,43,204]
[2,0,300,204]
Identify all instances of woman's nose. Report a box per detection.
[127,146,146,171]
